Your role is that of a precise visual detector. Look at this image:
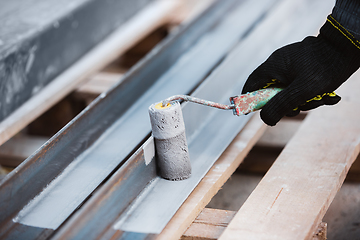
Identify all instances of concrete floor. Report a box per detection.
[207,172,360,240]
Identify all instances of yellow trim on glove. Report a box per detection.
[327,15,360,50]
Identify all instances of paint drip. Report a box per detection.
[148,101,191,181]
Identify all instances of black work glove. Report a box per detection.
[242,15,360,126]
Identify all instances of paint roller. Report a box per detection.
[148,87,282,181]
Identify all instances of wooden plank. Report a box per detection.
[241,123,360,177]
[181,208,327,240]
[174,0,216,25]
[0,135,47,167]
[181,208,236,240]
[257,119,302,148]
[238,119,303,174]
[242,117,360,176]
[0,165,11,181]
[219,73,360,239]
[157,114,267,240]
[239,119,302,174]
[74,72,124,100]
[237,146,281,174]
[0,0,182,147]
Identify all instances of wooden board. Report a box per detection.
[74,72,124,101]
[0,135,47,167]
[157,114,267,240]
[240,117,360,177]
[219,72,360,239]
[257,119,303,148]
[181,208,236,240]
[181,208,327,240]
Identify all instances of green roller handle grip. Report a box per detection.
[230,87,283,116]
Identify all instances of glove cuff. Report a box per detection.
[320,15,360,54]
[332,0,360,41]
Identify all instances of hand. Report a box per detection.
[242,15,360,126]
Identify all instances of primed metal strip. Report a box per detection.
[11,0,254,230]
[11,42,218,229]
[2,0,229,223]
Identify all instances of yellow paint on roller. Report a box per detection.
[155,102,171,110]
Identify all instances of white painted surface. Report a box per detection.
[143,137,155,165]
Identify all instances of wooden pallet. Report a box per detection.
[154,70,360,240]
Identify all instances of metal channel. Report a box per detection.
[53,0,335,239]
[0,0,251,239]
[13,0,249,230]
[52,0,290,239]
[0,0,154,122]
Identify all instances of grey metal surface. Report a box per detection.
[0,0,153,121]
[11,0,250,231]
[114,85,251,234]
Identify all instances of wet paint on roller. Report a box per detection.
[154,132,191,181]
[148,101,191,181]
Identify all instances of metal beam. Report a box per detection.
[0,0,154,122]
[0,0,262,239]
[53,0,289,238]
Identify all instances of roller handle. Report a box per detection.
[161,87,283,116]
[230,87,283,116]
[162,95,234,110]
